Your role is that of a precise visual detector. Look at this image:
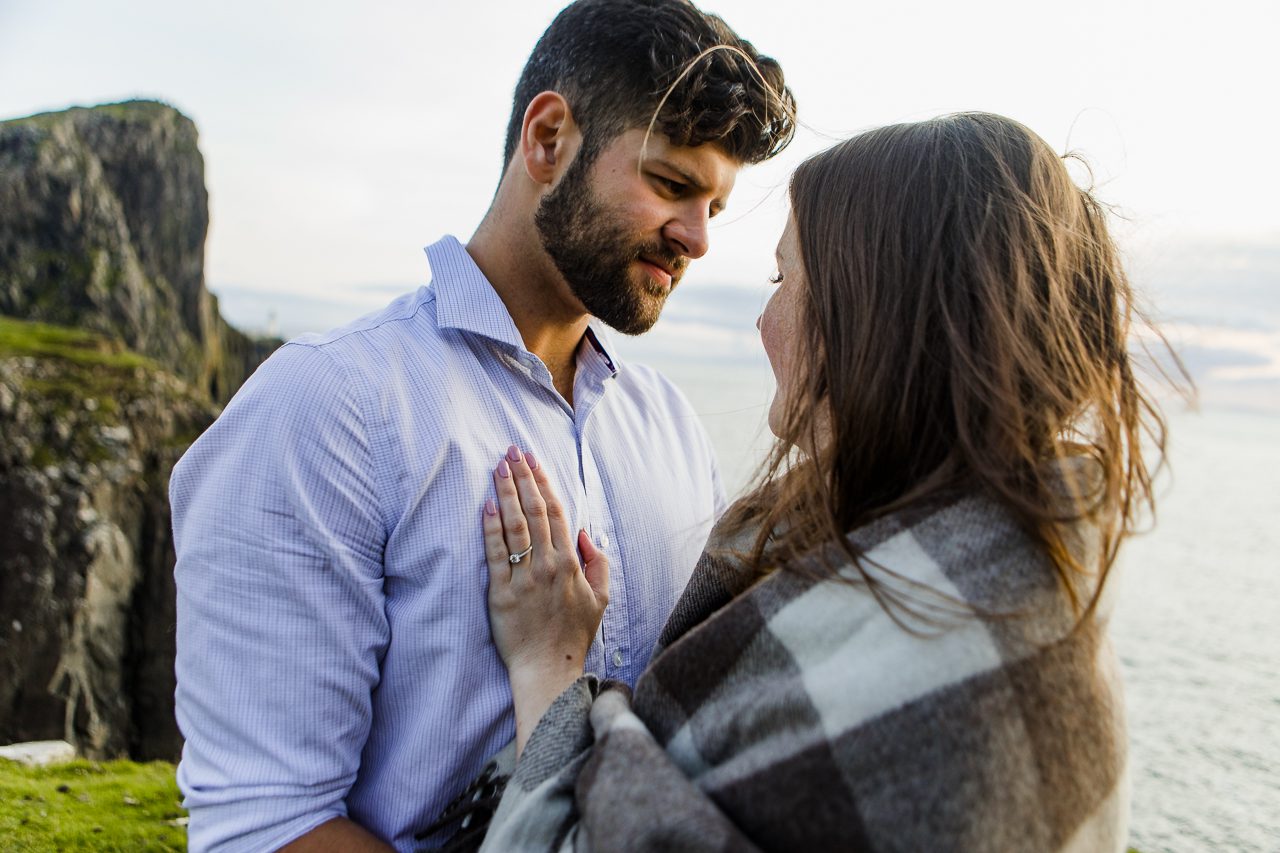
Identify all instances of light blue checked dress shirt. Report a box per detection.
[171,236,725,852]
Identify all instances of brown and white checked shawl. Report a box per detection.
[463,490,1129,852]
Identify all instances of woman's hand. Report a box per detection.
[484,445,609,755]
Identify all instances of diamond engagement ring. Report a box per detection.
[508,545,533,565]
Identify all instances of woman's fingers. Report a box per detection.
[494,445,568,577]
[492,454,534,566]
[487,445,592,591]
[482,498,511,582]
[525,450,575,554]
[504,445,564,570]
[577,529,610,608]
[482,451,610,690]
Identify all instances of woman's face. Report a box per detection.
[758,215,808,439]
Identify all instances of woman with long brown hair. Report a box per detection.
[447,112,1168,851]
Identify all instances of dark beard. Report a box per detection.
[534,154,684,336]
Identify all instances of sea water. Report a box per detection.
[1114,408,1280,852]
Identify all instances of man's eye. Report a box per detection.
[655,176,685,194]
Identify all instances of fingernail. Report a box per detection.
[507,445,522,462]
[485,498,497,516]
[497,459,511,478]
[525,450,538,470]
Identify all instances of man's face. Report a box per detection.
[535,128,738,335]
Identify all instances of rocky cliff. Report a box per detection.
[0,319,215,760]
[0,101,276,761]
[0,100,274,405]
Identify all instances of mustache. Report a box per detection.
[634,244,688,279]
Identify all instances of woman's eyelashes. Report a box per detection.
[769,271,784,284]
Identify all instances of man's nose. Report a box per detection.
[663,210,711,260]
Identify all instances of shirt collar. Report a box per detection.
[581,323,619,377]
[426,235,524,350]
[425,235,621,376]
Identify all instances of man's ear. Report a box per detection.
[520,91,581,186]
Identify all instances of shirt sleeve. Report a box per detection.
[170,343,391,853]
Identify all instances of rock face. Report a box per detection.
[0,100,274,405]
[0,321,217,760]
[0,102,276,761]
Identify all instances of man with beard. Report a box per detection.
[170,1,794,850]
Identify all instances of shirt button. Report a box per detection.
[612,650,624,667]
[599,534,610,548]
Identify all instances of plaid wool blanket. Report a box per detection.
[467,490,1129,852]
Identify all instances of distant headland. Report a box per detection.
[0,100,279,761]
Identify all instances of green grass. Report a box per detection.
[0,315,153,371]
[0,312,170,438]
[0,316,167,464]
[0,758,186,851]
[1,315,215,469]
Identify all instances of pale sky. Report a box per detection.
[1,0,1277,304]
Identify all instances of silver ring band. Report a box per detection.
[508,545,533,565]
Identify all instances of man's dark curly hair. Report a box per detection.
[502,0,795,173]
